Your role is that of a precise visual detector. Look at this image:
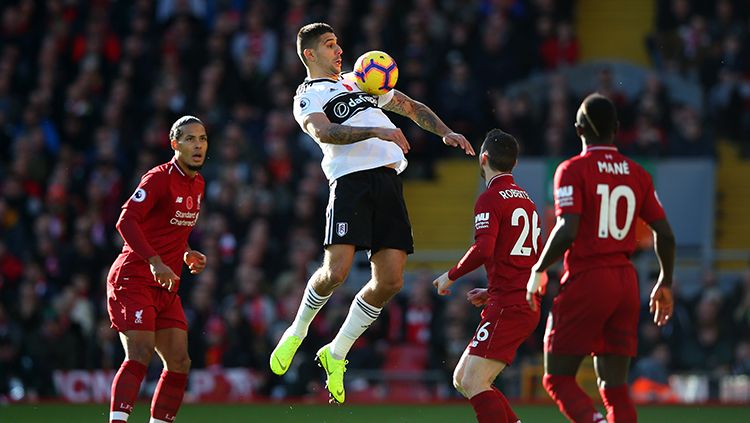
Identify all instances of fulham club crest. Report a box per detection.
[336,222,348,237]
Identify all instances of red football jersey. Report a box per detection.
[449,174,541,307]
[107,158,205,290]
[554,145,665,279]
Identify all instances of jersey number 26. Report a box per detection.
[510,208,541,256]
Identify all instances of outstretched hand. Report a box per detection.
[442,132,475,156]
[375,127,410,154]
[432,271,454,296]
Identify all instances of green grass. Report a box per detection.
[2,403,750,422]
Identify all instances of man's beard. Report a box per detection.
[186,162,204,171]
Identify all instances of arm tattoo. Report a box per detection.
[324,124,377,145]
[383,90,450,136]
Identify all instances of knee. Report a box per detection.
[167,354,191,373]
[320,265,349,290]
[452,368,465,397]
[456,372,487,398]
[376,275,403,297]
[127,343,155,365]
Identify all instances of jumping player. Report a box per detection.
[270,22,475,404]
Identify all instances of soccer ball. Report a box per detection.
[353,50,399,96]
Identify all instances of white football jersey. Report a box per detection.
[292,73,407,181]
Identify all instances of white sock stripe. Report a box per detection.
[110,411,130,422]
[306,287,329,303]
[149,419,170,423]
[355,295,382,313]
[305,296,325,307]
[355,298,380,319]
[308,286,330,300]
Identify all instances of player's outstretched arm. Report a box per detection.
[648,218,675,326]
[303,112,410,153]
[382,90,475,155]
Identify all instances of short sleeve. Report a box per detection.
[122,171,166,221]
[473,192,499,239]
[292,93,325,128]
[639,171,666,223]
[377,89,395,107]
[554,161,583,215]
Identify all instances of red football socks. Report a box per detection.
[469,389,508,423]
[599,385,637,423]
[150,370,189,422]
[493,387,519,422]
[543,374,604,422]
[110,360,147,422]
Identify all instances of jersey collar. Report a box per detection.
[486,173,513,188]
[304,75,342,84]
[169,158,187,177]
[581,145,618,156]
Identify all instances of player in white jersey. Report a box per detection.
[270,22,475,403]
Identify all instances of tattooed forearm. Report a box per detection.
[412,103,450,137]
[383,90,450,137]
[323,124,378,145]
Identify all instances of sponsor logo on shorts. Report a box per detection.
[336,222,348,237]
[134,309,143,324]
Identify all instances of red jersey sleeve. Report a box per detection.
[448,193,499,280]
[554,161,583,216]
[115,172,166,260]
[638,170,666,223]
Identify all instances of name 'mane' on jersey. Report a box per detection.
[293,73,407,181]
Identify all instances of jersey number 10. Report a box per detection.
[510,208,541,256]
[596,184,636,240]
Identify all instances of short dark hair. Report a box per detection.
[297,22,334,64]
[576,93,618,141]
[480,129,519,172]
[170,115,204,141]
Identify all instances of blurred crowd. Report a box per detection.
[649,0,750,155]
[0,0,743,402]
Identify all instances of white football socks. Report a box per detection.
[289,284,331,339]
[330,293,382,359]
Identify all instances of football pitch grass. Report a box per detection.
[3,403,750,422]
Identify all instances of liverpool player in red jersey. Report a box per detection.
[434,129,541,423]
[526,94,675,423]
[107,116,208,423]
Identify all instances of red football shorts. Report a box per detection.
[467,303,540,365]
[107,282,188,332]
[544,265,639,357]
